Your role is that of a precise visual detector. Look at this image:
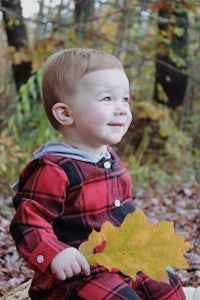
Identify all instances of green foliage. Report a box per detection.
[121,100,200,188]
[0,136,26,181]
[1,70,61,181]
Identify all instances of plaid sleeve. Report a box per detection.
[10,158,70,273]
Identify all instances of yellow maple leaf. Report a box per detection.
[79,209,192,282]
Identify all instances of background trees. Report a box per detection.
[1,0,31,91]
[154,0,188,109]
[0,0,200,187]
[0,1,200,292]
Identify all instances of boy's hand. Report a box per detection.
[50,247,90,280]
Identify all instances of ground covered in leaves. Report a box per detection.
[0,178,200,297]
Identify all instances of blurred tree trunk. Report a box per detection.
[1,0,31,91]
[74,0,95,37]
[35,0,45,41]
[153,1,188,109]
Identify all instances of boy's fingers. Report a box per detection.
[72,262,82,275]
[78,254,90,276]
[54,269,67,281]
[64,268,74,279]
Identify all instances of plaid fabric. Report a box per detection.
[10,147,185,299]
[72,270,186,300]
[29,269,185,300]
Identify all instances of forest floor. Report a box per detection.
[0,177,200,297]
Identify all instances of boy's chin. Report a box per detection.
[109,138,123,145]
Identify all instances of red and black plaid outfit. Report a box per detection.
[10,146,185,299]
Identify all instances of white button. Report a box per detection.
[37,255,44,264]
[114,199,121,207]
[104,161,111,169]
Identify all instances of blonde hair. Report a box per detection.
[42,48,124,130]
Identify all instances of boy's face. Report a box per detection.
[66,69,132,153]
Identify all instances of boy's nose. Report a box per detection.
[114,102,128,115]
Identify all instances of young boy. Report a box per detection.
[10,48,186,299]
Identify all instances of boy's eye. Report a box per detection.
[122,97,130,103]
[102,97,111,102]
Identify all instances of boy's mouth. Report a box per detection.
[108,123,123,127]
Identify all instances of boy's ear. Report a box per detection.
[52,102,74,126]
